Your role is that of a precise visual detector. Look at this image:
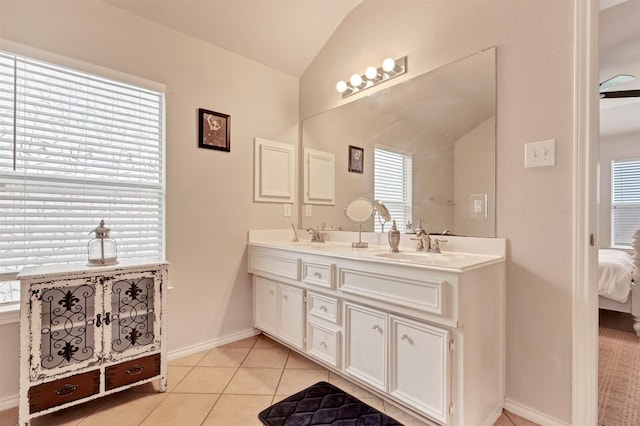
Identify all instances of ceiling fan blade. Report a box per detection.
[600,74,636,91]
[600,90,640,99]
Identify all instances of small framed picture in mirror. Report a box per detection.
[198,108,230,152]
[348,145,364,174]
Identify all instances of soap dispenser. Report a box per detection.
[388,220,400,253]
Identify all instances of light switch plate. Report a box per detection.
[525,139,556,168]
[283,203,291,217]
[305,204,312,217]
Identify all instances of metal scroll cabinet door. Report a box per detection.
[103,270,163,363]
[29,276,104,380]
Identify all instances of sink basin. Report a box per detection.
[375,251,466,262]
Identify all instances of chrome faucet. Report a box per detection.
[415,228,431,252]
[306,226,326,243]
[431,238,448,253]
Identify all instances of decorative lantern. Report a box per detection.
[87,220,118,266]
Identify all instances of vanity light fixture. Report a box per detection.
[336,56,407,98]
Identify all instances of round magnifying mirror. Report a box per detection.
[344,198,374,224]
[344,198,374,248]
[374,200,391,222]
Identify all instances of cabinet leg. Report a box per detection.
[159,375,167,392]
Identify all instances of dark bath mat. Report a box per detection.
[258,381,403,426]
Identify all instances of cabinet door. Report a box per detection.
[105,270,163,361]
[254,277,277,335]
[278,284,305,349]
[344,303,386,391]
[390,317,450,424]
[29,277,103,378]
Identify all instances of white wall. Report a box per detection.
[598,130,640,247]
[0,0,299,404]
[300,1,574,423]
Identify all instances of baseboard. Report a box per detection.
[167,328,261,361]
[0,394,18,412]
[504,398,571,426]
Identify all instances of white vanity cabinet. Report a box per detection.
[254,277,305,349]
[17,261,168,426]
[278,284,305,348]
[248,238,505,426]
[344,303,387,392]
[390,316,450,424]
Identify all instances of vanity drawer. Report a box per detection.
[307,322,340,368]
[337,265,446,316]
[302,261,333,288]
[308,292,339,324]
[29,370,100,413]
[249,247,300,280]
[105,353,161,391]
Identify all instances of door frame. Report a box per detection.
[572,0,599,424]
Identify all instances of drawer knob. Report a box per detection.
[314,272,322,278]
[320,305,327,312]
[283,295,288,301]
[55,384,78,397]
[126,365,145,376]
[372,324,380,331]
[320,341,327,347]
[401,334,408,341]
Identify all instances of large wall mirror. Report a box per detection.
[301,47,496,237]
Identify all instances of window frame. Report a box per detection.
[0,47,166,309]
[611,158,640,248]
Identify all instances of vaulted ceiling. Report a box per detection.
[104,0,363,78]
[104,1,638,137]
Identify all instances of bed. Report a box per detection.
[599,239,640,335]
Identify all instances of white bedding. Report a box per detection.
[599,249,635,303]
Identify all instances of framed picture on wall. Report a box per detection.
[198,108,230,152]
[348,145,364,173]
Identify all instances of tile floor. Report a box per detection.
[0,334,537,426]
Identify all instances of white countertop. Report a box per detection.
[248,231,504,273]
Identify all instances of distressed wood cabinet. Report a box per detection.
[17,261,168,426]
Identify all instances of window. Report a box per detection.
[611,159,640,247]
[374,147,412,232]
[0,51,165,305]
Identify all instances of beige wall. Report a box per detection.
[300,1,574,422]
[454,117,496,237]
[0,0,299,403]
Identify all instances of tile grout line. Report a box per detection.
[503,410,518,425]
[199,335,262,425]
[136,350,204,426]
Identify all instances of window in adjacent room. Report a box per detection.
[374,147,412,232]
[0,50,166,306]
[611,159,640,248]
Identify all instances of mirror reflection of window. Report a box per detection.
[374,147,412,232]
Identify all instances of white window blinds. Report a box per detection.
[612,159,640,247]
[374,148,412,232]
[0,51,165,277]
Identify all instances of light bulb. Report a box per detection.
[365,66,378,80]
[336,81,348,93]
[350,73,363,87]
[382,58,396,72]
